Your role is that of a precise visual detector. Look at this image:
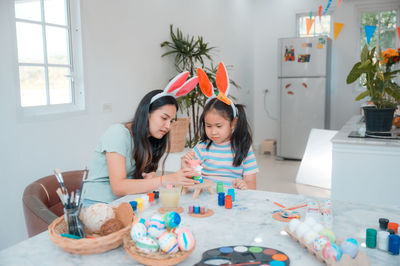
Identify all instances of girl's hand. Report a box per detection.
[142,172,157,179]
[181,151,195,169]
[232,178,248,190]
[166,167,199,186]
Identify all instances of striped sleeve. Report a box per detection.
[243,146,259,176]
[193,143,203,161]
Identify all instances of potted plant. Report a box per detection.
[346,44,400,133]
[161,25,239,148]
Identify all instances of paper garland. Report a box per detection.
[364,25,376,45]
[397,27,400,41]
[333,22,344,40]
[322,0,332,15]
[306,18,315,36]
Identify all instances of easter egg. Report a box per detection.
[304,230,319,244]
[158,232,179,254]
[164,211,181,229]
[177,227,195,251]
[148,214,166,238]
[314,235,330,252]
[320,228,336,243]
[82,203,115,233]
[136,236,159,253]
[323,242,342,261]
[312,223,324,234]
[288,218,300,232]
[295,222,310,239]
[130,221,147,242]
[340,238,359,259]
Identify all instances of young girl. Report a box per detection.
[182,63,258,189]
[84,72,200,205]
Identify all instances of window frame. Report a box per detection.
[296,11,333,38]
[355,2,400,92]
[13,0,85,119]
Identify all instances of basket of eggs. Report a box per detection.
[48,202,136,255]
[124,211,195,266]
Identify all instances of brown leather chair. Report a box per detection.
[23,170,84,237]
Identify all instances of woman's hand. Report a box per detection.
[232,178,248,190]
[142,172,157,179]
[181,151,195,169]
[165,167,199,186]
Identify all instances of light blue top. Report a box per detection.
[84,124,135,203]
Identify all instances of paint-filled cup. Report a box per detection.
[159,183,181,210]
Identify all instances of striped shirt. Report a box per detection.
[193,141,259,185]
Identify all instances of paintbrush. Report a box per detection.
[273,203,308,213]
[56,188,66,207]
[77,167,88,215]
[54,169,69,196]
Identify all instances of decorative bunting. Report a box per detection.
[337,0,342,8]
[322,0,332,15]
[364,25,376,45]
[306,18,315,36]
[318,6,322,21]
[397,27,400,41]
[309,11,313,21]
[333,22,344,40]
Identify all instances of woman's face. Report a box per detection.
[148,104,177,139]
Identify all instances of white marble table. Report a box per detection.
[331,115,400,206]
[1,189,400,266]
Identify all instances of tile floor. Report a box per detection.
[255,153,331,199]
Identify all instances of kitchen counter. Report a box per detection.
[1,189,400,265]
[331,115,400,206]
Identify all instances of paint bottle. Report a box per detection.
[217,182,224,194]
[377,231,389,251]
[225,195,232,209]
[388,223,399,234]
[227,188,235,202]
[388,234,400,255]
[366,228,377,248]
[218,192,225,206]
[379,218,389,230]
[129,200,137,211]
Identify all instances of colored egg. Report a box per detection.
[314,235,330,252]
[158,232,179,254]
[177,227,195,251]
[148,214,166,238]
[323,242,342,261]
[130,222,147,242]
[304,216,317,227]
[340,238,359,259]
[289,218,300,232]
[164,211,181,229]
[320,228,336,243]
[135,236,159,253]
[304,230,319,244]
[312,223,324,234]
[295,222,310,239]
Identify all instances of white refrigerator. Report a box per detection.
[277,36,331,160]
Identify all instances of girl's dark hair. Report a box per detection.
[199,98,252,166]
[130,90,178,178]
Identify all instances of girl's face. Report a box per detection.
[148,104,177,139]
[204,109,237,144]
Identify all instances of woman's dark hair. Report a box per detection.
[199,98,252,166]
[130,90,178,178]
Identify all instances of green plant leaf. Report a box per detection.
[355,90,370,101]
[346,62,363,84]
[361,44,369,62]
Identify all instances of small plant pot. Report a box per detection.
[363,106,395,133]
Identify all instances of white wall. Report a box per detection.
[0,0,253,250]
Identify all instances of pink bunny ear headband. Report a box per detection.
[150,71,199,104]
[197,62,237,117]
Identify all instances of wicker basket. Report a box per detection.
[169,117,190,153]
[123,236,195,266]
[48,202,136,255]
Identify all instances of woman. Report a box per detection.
[84,73,199,205]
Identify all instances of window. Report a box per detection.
[297,13,331,37]
[360,9,398,52]
[14,0,84,117]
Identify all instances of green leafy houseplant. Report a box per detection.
[346,44,400,108]
[161,25,239,147]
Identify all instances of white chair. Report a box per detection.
[295,129,338,189]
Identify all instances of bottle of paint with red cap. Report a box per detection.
[225,195,232,209]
